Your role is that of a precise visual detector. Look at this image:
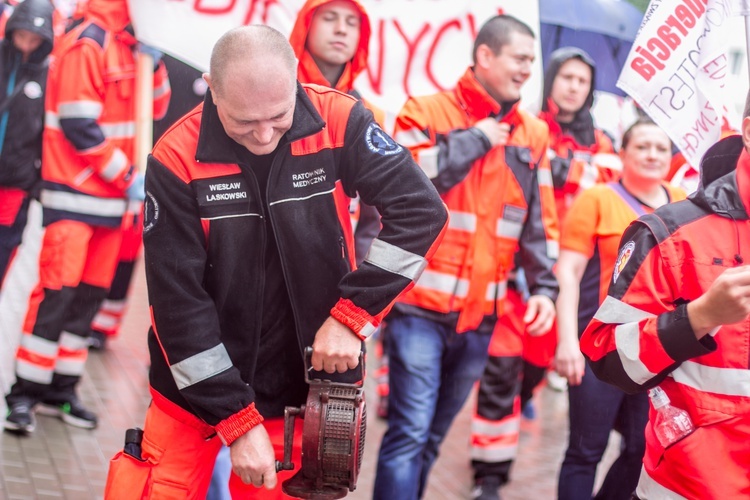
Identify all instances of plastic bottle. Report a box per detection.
[649,387,695,447]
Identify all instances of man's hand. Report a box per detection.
[311,317,361,373]
[688,265,750,338]
[473,118,511,148]
[523,295,556,336]
[229,424,277,490]
[554,338,585,386]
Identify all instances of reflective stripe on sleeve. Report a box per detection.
[170,344,233,391]
[593,296,655,324]
[58,100,103,119]
[100,148,130,182]
[41,190,128,217]
[418,146,439,179]
[614,322,658,385]
[364,239,427,281]
[101,122,136,139]
[393,128,429,148]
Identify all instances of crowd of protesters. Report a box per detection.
[1,1,748,500]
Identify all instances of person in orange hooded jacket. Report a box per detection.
[3,0,169,435]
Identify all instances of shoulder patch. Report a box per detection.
[79,24,106,48]
[365,122,402,156]
[613,240,635,284]
[143,191,160,234]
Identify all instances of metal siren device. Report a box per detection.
[276,347,366,499]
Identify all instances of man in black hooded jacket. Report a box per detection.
[0,0,54,290]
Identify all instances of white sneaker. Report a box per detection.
[546,370,568,392]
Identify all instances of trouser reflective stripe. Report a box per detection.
[12,221,121,395]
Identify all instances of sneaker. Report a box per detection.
[546,370,568,392]
[4,402,36,435]
[471,476,502,500]
[38,398,98,429]
[88,330,107,351]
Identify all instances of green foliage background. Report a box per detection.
[625,0,649,13]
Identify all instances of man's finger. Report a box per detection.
[310,350,324,371]
[263,469,278,490]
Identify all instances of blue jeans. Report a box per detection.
[374,314,491,500]
[558,363,648,500]
[206,446,231,500]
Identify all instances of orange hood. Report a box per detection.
[86,0,130,33]
[289,0,371,92]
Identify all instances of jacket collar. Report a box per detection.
[691,135,750,220]
[455,68,522,126]
[196,82,326,164]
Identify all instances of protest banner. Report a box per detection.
[617,0,741,167]
[127,0,543,115]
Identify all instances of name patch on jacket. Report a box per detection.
[292,168,327,188]
[194,175,254,219]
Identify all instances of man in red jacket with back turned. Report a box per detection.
[581,92,750,498]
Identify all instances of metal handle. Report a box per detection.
[304,346,365,385]
[275,406,300,473]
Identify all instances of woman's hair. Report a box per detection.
[621,117,671,150]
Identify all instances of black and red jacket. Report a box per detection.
[143,83,447,445]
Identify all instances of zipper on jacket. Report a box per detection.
[266,142,306,358]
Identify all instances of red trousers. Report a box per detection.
[105,393,303,499]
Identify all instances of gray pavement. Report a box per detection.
[0,201,618,499]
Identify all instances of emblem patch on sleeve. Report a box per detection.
[365,122,403,156]
[613,240,635,283]
[143,191,159,234]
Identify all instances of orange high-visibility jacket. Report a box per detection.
[393,68,559,333]
[41,0,170,228]
[539,99,620,223]
[581,136,750,498]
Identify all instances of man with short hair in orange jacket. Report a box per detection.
[104,26,447,498]
[3,0,170,435]
[581,95,750,498]
[374,15,559,500]
[467,49,620,497]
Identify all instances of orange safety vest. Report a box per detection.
[394,68,558,333]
